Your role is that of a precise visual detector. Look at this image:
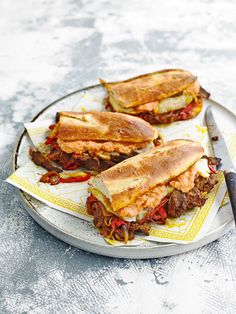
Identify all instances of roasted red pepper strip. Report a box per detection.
[179,103,193,120]
[111,217,126,229]
[59,173,91,183]
[87,195,97,204]
[62,163,79,170]
[209,164,216,173]
[49,124,56,130]
[40,171,60,185]
[105,103,112,110]
[155,206,167,223]
[86,195,98,215]
[139,197,168,224]
[45,136,56,145]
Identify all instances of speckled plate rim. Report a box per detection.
[13,85,235,259]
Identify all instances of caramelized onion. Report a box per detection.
[122,225,129,243]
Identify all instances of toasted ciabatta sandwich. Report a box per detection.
[30,111,160,177]
[101,69,210,124]
[86,140,220,242]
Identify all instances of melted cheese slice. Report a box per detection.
[157,95,193,113]
[195,158,211,178]
[90,185,171,221]
[90,188,113,213]
[110,94,193,114]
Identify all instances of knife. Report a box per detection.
[205,106,236,222]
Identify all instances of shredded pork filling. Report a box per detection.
[46,145,138,172]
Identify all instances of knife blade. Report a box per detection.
[205,106,236,222]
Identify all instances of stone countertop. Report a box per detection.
[0,1,236,313]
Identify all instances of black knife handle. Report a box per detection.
[224,169,236,223]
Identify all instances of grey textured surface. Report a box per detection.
[0,0,236,313]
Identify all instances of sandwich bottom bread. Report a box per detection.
[86,140,221,242]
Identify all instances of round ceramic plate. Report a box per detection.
[14,85,235,259]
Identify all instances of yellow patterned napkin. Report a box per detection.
[7,160,92,222]
[7,120,93,222]
[6,118,235,245]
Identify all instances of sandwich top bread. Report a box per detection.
[87,140,220,242]
[101,69,210,124]
[30,111,160,177]
[57,111,158,142]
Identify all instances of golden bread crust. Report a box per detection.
[101,69,197,108]
[91,140,204,211]
[57,111,158,142]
